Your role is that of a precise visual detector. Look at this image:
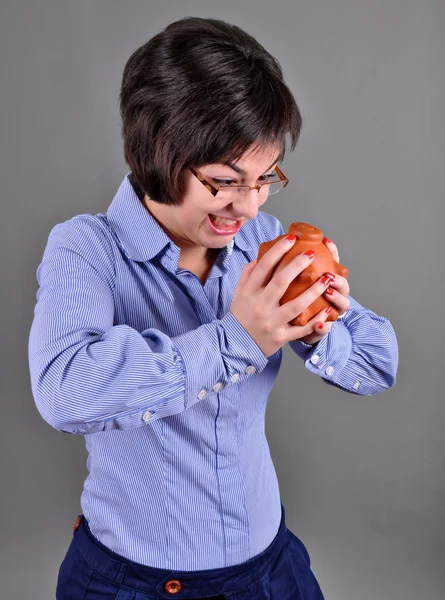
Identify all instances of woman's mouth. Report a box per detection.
[208,214,242,235]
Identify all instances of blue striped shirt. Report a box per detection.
[28,173,398,570]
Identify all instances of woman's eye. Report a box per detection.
[213,179,236,186]
[213,172,275,186]
[258,173,274,182]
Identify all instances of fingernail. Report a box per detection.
[286,234,297,242]
[321,275,332,286]
[304,249,315,259]
[325,286,335,295]
[317,323,324,330]
[326,306,332,313]
[323,237,332,244]
[325,272,335,281]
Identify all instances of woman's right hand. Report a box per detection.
[230,235,334,357]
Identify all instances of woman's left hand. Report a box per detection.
[299,237,351,345]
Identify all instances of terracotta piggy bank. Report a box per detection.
[257,222,348,326]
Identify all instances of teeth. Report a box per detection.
[211,215,237,226]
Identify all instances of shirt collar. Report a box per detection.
[106,173,251,262]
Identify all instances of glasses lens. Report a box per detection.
[263,169,284,196]
[215,187,250,200]
[267,181,285,196]
[214,169,286,199]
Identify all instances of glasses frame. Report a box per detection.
[189,164,289,198]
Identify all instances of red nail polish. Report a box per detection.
[325,272,335,281]
[304,249,316,259]
[317,323,324,329]
[324,237,332,244]
[326,306,332,313]
[286,234,297,242]
[325,287,334,295]
[321,275,331,286]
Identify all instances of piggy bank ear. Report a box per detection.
[257,234,288,261]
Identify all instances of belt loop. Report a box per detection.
[115,562,128,584]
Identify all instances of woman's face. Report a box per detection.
[144,143,281,256]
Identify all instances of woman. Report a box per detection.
[28,16,398,600]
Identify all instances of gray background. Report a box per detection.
[1,1,444,598]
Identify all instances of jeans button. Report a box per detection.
[164,579,182,594]
[73,516,81,532]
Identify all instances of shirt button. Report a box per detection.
[142,411,152,422]
[325,366,335,376]
[231,373,241,383]
[197,389,208,400]
[353,381,361,390]
[212,382,223,392]
[245,365,256,375]
[310,354,321,365]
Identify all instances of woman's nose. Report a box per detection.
[231,190,260,220]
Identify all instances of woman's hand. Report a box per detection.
[230,235,343,357]
[299,237,351,345]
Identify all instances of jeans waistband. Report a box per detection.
[73,505,287,599]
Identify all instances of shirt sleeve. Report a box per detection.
[289,296,399,395]
[28,219,268,435]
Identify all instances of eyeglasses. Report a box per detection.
[189,165,289,199]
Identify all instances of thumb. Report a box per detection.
[235,258,257,289]
[242,258,258,278]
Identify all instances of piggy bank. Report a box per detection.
[257,222,348,326]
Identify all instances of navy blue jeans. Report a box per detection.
[56,505,325,599]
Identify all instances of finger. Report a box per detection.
[247,235,298,293]
[286,305,331,343]
[314,320,330,335]
[278,273,334,323]
[323,237,340,263]
[322,272,350,296]
[302,321,333,345]
[324,286,350,316]
[301,306,334,343]
[262,248,316,304]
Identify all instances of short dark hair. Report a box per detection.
[119,17,302,205]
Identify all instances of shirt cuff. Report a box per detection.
[219,311,269,374]
[289,319,352,380]
[172,311,269,412]
[288,338,320,360]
